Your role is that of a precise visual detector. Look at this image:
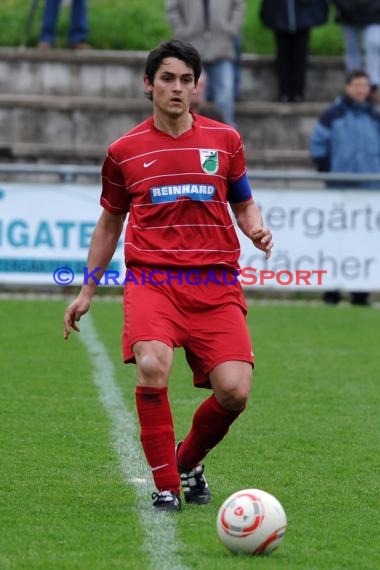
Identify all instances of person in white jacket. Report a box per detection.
[165,0,244,126]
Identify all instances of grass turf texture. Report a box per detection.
[0,0,343,54]
[1,298,379,569]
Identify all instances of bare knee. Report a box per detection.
[215,383,251,411]
[210,362,253,411]
[133,341,172,387]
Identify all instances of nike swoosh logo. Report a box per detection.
[144,160,157,168]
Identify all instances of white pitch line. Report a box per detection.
[80,313,189,570]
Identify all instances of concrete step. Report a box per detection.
[0,142,312,170]
[0,93,324,164]
[0,48,336,168]
[0,47,344,102]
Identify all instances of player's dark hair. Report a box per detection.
[144,39,202,101]
[346,69,369,84]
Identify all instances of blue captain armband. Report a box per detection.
[227,173,253,203]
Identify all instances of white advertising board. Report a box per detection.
[0,183,125,286]
[238,188,380,290]
[1,183,379,290]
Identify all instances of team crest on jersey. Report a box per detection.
[199,149,219,174]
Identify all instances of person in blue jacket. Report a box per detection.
[260,0,329,102]
[310,69,380,306]
[310,69,380,190]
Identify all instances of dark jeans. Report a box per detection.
[40,0,88,45]
[274,28,310,101]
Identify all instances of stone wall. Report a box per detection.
[0,48,346,168]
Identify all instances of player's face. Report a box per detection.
[345,77,371,103]
[145,57,196,118]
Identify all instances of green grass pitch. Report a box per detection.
[1,298,379,569]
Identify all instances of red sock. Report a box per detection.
[177,394,244,469]
[135,386,180,494]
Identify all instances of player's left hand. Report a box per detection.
[250,226,273,259]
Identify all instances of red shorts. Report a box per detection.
[122,267,254,388]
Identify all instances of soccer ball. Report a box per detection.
[216,488,287,555]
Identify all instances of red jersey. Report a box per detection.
[100,113,250,269]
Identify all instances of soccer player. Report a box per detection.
[64,39,273,512]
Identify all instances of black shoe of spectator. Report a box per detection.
[350,292,370,306]
[323,291,341,305]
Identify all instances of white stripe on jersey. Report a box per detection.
[102,175,125,188]
[110,128,151,146]
[199,125,236,132]
[125,172,230,190]
[116,146,236,166]
[130,223,234,230]
[124,242,240,253]
[130,199,228,207]
[100,197,124,210]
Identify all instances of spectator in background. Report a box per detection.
[38,0,89,49]
[310,69,380,306]
[190,71,225,121]
[165,0,244,126]
[333,0,380,104]
[260,0,329,103]
[234,34,243,101]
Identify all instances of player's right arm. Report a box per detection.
[63,209,125,340]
